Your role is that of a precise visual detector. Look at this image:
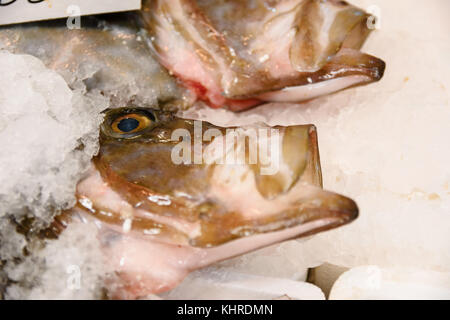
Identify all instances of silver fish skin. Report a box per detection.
[0,14,188,110]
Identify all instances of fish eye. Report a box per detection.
[111,113,152,135]
[101,108,157,139]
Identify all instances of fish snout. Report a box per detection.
[190,184,358,249]
[198,187,359,267]
[289,188,359,238]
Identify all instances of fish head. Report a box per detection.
[89,107,357,246]
[142,0,386,111]
[75,107,358,297]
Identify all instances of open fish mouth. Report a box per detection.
[141,0,386,111]
[76,107,358,248]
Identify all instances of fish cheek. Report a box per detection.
[93,136,217,226]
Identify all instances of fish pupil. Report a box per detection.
[117,118,139,132]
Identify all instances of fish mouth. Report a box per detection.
[199,212,356,267]
[189,186,359,247]
[77,163,358,249]
[254,50,386,104]
[235,49,386,101]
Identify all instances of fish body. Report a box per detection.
[142,0,386,111]
[72,107,358,298]
[0,15,186,109]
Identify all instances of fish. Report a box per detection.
[0,14,187,109]
[141,0,386,111]
[66,106,358,299]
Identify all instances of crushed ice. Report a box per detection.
[0,50,107,299]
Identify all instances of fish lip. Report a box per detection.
[244,202,359,238]
[189,193,359,248]
[196,209,358,268]
[372,57,386,81]
[237,53,387,100]
[295,201,359,239]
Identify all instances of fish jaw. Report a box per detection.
[75,167,356,299]
[75,163,357,299]
[97,210,354,300]
[142,0,385,111]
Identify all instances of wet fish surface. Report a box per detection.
[0,14,187,109]
[69,106,358,299]
[142,0,386,111]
